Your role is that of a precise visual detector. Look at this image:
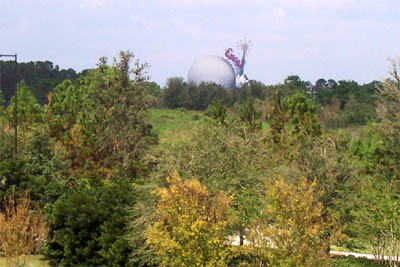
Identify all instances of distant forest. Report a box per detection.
[0,60,87,105]
[0,60,382,129]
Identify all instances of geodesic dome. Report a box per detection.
[187,56,236,88]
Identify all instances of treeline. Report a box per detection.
[0,58,379,129]
[161,75,380,129]
[0,60,84,105]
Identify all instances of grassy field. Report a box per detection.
[148,108,205,143]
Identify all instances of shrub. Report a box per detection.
[44,178,135,266]
[145,171,234,267]
[245,177,337,267]
[0,190,48,266]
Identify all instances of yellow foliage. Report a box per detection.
[245,177,337,267]
[0,190,48,267]
[145,171,233,267]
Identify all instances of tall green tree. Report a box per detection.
[44,51,157,266]
[271,90,321,143]
[45,51,156,178]
[7,81,43,130]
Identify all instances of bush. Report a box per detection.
[145,171,234,267]
[0,190,48,266]
[245,177,337,267]
[0,130,55,207]
[44,178,135,266]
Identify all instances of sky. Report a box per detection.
[1,0,399,87]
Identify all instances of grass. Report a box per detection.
[330,256,388,267]
[0,255,49,267]
[148,108,205,144]
[0,255,385,267]
[331,244,372,254]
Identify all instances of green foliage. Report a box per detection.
[0,130,54,206]
[206,99,227,125]
[148,108,204,139]
[342,94,376,125]
[45,178,135,267]
[246,80,272,99]
[45,51,156,178]
[163,78,238,110]
[238,97,262,132]
[339,59,400,265]
[349,175,400,265]
[150,118,269,249]
[145,171,233,267]
[286,92,321,138]
[42,52,158,266]
[271,90,321,143]
[272,75,311,98]
[0,51,391,267]
[330,256,388,267]
[6,81,43,130]
[163,77,188,109]
[0,60,79,105]
[0,90,5,120]
[143,81,162,98]
[270,89,287,143]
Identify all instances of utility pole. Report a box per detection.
[0,53,18,154]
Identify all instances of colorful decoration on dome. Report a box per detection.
[188,40,251,88]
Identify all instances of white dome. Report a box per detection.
[187,56,236,88]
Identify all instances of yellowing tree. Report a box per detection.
[145,171,233,267]
[246,177,337,267]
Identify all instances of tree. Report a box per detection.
[150,118,268,248]
[270,90,321,143]
[145,172,233,267]
[45,178,136,267]
[6,81,43,130]
[280,75,311,94]
[286,92,321,139]
[45,51,156,178]
[246,177,337,267]
[340,58,400,265]
[0,60,79,105]
[43,52,157,266]
[206,99,227,125]
[0,191,48,266]
[270,89,287,143]
[163,77,188,108]
[238,97,262,132]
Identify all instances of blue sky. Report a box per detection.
[1,0,399,86]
